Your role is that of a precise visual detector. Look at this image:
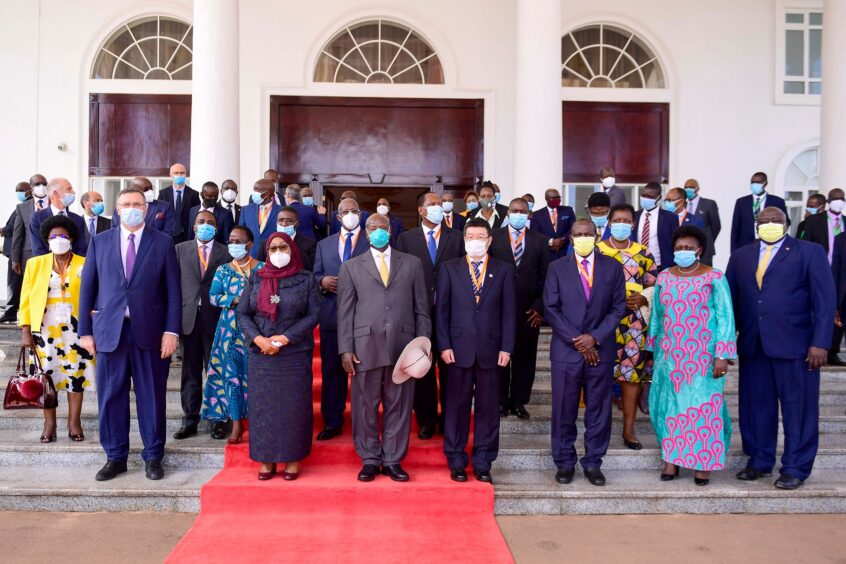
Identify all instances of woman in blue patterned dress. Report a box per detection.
[201,226,264,443]
[647,226,737,486]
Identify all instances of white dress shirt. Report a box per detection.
[423,222,442,249]
[370,245,391,272]
[50,204,67,217]
[637,207,662,266]
[687,195,700,215]
[337,226,361,261]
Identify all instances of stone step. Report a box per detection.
[492,468,846,514]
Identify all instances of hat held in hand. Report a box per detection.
[392,336,432,384]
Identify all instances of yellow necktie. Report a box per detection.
[378,252,389,287]
[756,245,774,289]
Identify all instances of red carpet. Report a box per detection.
[167,331,513,563]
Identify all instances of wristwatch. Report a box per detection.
[548,238,554,247]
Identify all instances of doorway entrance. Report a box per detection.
[324,186,429,230]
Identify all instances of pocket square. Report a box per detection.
[155,212,164,220]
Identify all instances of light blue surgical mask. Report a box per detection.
[526,201,534,211]
[674,250,698,268]
[494,193,501,204]
[228,243,248,260]
[806,206,820,215]
[442,201,454,213]
[368,228,390,249]
[509,212,528,230]
[466,201,479,212]
[91,202,105,216]
[120,207,144,228]
[590,214,609,229]
[685,188,697,200]
[610,223,633,241]
[16,192,27,203]
[277,224,296,237]
[61,193,75,207]
[302,196,314,207]
[251,192,265,205]
[196,223,216,242]
[640,197,658,211]
[173,175,186,186]
[663,200,678,213]
[750,182,765,196]
[426,205,444,224]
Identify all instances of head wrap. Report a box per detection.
[256,232,303,322]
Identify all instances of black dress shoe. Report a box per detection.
[499,405,510,418]
[210,421,229,440]
[622,435,643,450]
[382,464,410,482]
[584,467,606,486]
[511,404,530,419]
[774,474,804,490]
[0,311,17,324]
[474,470,492,483]
[173,424,198,440]
[95,460,127,481]
[555,467,575,484]
[450,467,468,482]
[145,460,164,480]
[357,464,379,482]
[316,426,342,441]
[660,466,680,481]
[736,467,772,481]
[417,426,434,440]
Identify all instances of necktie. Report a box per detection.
[36,199,44,210]
[58,210,65,217]
[471,261,483,303]
[200,244,208,276]
[343,232,352,262]
[551,208,558,229]
[836,216,842,236]
[445,213,452,228]
[753,196,761,219]
[176,189,183,212]
[88,217,96,239]
[427,230,437,264]
[580,259,591,300]
[512,229,524,266]
[378,252,389,286]
[756,244,774,289]
[125,233,136,280]
[642,211,651,247]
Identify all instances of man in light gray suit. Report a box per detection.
[337,213,431,483]
[683,178,722,265]
[10,174,49,280]
[600,167,626,208]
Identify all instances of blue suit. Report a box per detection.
[634,208,677,269]
[313,229,370,429]
[111,200,175,236]
[726,236,835,480]
[330,211,369,235]
[389,214,405,246]
[543,252,626,469]
[680,212,705,229]
[289,201,326,240]
[730,193,788,252]
[530,205,576,258]
[79,226,182,463]
[29,208,87,257]
[239,201,282,258]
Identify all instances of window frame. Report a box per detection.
[774,0,823,106]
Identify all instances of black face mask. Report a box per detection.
[202,198,218,208]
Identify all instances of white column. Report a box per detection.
[820,0,846,188]
[190,0,240,188]
[513,0,563,203]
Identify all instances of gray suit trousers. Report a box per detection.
[352,366,414,466]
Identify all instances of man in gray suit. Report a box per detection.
[600,167,626,207]
[683,178,722,265]
[10,174,49,280]
[337,213,431,483]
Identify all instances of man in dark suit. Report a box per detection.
[664,187,705,229]
[543,219,627,486]
[301,185,327,239]
[29,178,87,257]
[634,182,675,270]
[0,182,31,323]
[796,193,826,240]
[220,179,242,226]
[330,191,370,235]
[376,197,405,246]
[337,213,431,482]
[80,191,111,251]
[683,178,722,266]
[239,179,282,258]
[187,181,234,244]
[283,184,326,241]
[530,188,576,258]
[10,175,47,282]
[257,207,317,271]
[396,192,464,439]
[467,184,507,230]
[490,198,551,418]
[726,206,835,490]
[313,198,369,440]
[599,167,626,207]
[441,193,465,232]
[158,162,200,244]
[730,171,788,252]
[79,187,182,481]
[436,218,516,483]
[172,210,231,439]
[586,192,611,237]
[111,177,175,236]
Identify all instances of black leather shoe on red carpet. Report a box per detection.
[474,470,492,483]
[450,468,468,482]
[382,464,410,482]
[316,426,342,441]
[357,464,379,482]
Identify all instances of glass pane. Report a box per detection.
[809,81,822,94]
[561,68,588,87]
[785,29,804,76]
[785,13,804,24]
[794,148,819,179]
[113,62,145,80]
[580,46,602,79]
[388,49,415,77]
[624,37,653,67]
[786,162,809,186]
[563,52,593,81]
[380,22,411,49]
[809,29,822,78]
[358,42,379,73]
[349,22,379,44]
[335,65,364,83]
[421,57,443,84]
[641,61,664,88]
[784,81,805,94]
[159,18,189,41]
[314,53,339,82]
[566,185,599,209]
[784,190,806,202]
[561,34,577,61]
[380,43,399,74]
[810,12,823,26]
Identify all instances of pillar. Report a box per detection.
[820,0,846,188]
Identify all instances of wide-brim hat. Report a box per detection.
[392,336,433,385]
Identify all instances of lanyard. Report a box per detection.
[232,258,253,279]
[466,255,489,302]
[576,256,594,288]
[197,244,209,272]
[52,254,72,299]
[510,228,525,253]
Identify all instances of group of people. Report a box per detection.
[0,164,836,493]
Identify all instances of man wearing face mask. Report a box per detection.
[80,191,111,251]
[220,179,242,226]
[256,207,316,271]
[375,197,405,245]
[796,194,827,240]
[683,179,721,266]
[112,177,175,236]
[330,191,370,235]
[284,184,326,241]
[300,186,327,239]
[239,179,282,259]
[634,182,676,270]
[187,181,234,244]
[0,182,32,323]
[544,219,627,486]
[726,207,834,490]
[29,178,87,257]
[440,193,465,232]
[397,192,464,439]
[599,167,626,208]
[730,172,788,252]
[173,211,232,439]
[531,188,575,258]
[663,187,705,229]
[158,163,200,245]
[337,213,431,482]
[586,192,612,239]
[264,169,283,205]
[10,175,48,282]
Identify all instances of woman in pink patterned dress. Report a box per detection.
[646,226,737,486]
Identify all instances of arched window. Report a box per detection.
[781,144,820,232]
[314,19,443,84]
[91,16,193,80]
[561,24,665,88]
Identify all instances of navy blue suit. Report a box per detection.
[726,237,835,480]
[680,212,705,229]
[186,204,234,244]
[79,226,182,463]
[239,201,282,258]
[530,205,576,258]
[111,200,175,236]
[730,193,788,252]
[289,201,326,240]
[634,208,677,269]
[436,256,516,472]
[313,229,370,429]
[330,211,370,235]
[388,214,405,246]
[29,208,87,257]
[543,252,626,469]
[159,185,200,243]
[442,211,465,233]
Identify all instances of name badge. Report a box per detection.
[55,303,73,325]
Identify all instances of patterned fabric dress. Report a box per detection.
[200,261,264,422]
[646,269,737,471]
[31,271,95,392]
[597,241,658,384]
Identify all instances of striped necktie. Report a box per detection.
[753,196,762,219]
[512,229,524,266]
[471,261,482,302]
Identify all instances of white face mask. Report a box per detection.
[376,205,389,216]
[144,190,155,203]
[465,239,488,258]
[830,199,846,214]
[602,177,616,189]
[49,237,71,255]
[341,212,360,230]
[222,189,237,203]
[269,251,291,269]
[32,184,47,199]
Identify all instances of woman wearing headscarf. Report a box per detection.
[236,232,320,480]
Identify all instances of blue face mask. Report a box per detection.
[277,224,296,237]
[16,192,27,203]
[425,205,444,224]
[685,188,697,200]
[196,223,216,242]
[806,206,820,215]
[674,250,698,268]
[368,228,390,248]
[91,202,105,216]
[228,243,248,260]
[640,197,658,211]
[526,201,534,211]
[466,201,479,211]
[590,214,609,229]
[173,175,186,186]
[663,200,678,213]
[61,193,75,207]
[120,207,144,228]
[302,196,314,207]
[494,193,501,204]
[750,182,765,196]
[610,223,633,241]
[251,192,265,205]
[509,212,528,230]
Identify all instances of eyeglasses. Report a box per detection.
[48,234,70,240]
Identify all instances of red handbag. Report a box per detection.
[3,347,58,410]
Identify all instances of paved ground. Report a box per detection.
[1,512,845,563]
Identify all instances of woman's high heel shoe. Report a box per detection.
[258,464,277,481]
[660,466,680,481]
[694,474,710,486]
[68,431,85,442]
[40,433,57,444]
[622,435,643,450]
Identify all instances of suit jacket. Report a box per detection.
[495,202,509,220]
[2,210,16,257]
[396,225,464,307]
[11,199,36,265]
[176,240,231,334]
[489,226,551,313]
[81,215,112,249]
[442,211,465,233]
[726,236,835,359]
[29,208,87,257]
[799,212,837,252]
[18,252,85,331]
[435,256,516,369]
[110,199,175,236]
[691,197,721,263]
[388,214,405,246]
[680,212,705,229]
[832,232,846,314]
[466,208,507,230]
[543,252,627,364]
[159,185,200,241]
[289,201,326,240]
[257,233,316,272]
[239,201,283,258]
[221,202,241,227]
[530,205,576,258]
[313,229,370,331]
[330,211,370,235]
[336,249,431,372]
[634,208,676,268]
[730,193,788,252]
[605,187,626,207]
[79,227,182,353]
[187,204,235,244]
